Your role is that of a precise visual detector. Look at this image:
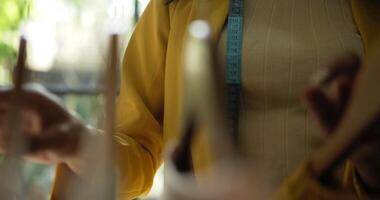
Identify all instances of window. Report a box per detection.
[1,0,163,199]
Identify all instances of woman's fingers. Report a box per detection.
[304,77,355,134]
[335,76,353,107]
[28,121,85,157]
[304,86,339,134]
[305,53,361,134]
[0,85,87,168]
[0,106,42,152]
[0,118,84,164]
[0,87,71,129]
[322,53,361,85]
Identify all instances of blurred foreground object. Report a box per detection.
[162,20,267,200]
[312,43,380,179]
[48,35,119,200]
[0,37,29,199]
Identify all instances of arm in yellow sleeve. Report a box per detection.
[113,0,171,198]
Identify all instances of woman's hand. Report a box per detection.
[0,84,92,175]
[303,53,380,191]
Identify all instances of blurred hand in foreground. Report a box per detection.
[304,53,380,191]
[0,84,94,175]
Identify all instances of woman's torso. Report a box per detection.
[216,0,364,187]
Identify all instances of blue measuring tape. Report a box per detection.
[226,0,244,139]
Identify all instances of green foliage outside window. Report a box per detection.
[0,0,31,84]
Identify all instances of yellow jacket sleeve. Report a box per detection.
[113,0,170,199]
[276,161,380,200]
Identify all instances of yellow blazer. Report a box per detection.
[51,0,380,199]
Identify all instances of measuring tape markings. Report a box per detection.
[226,0,244,137]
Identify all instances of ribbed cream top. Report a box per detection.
[217,0,364,187]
